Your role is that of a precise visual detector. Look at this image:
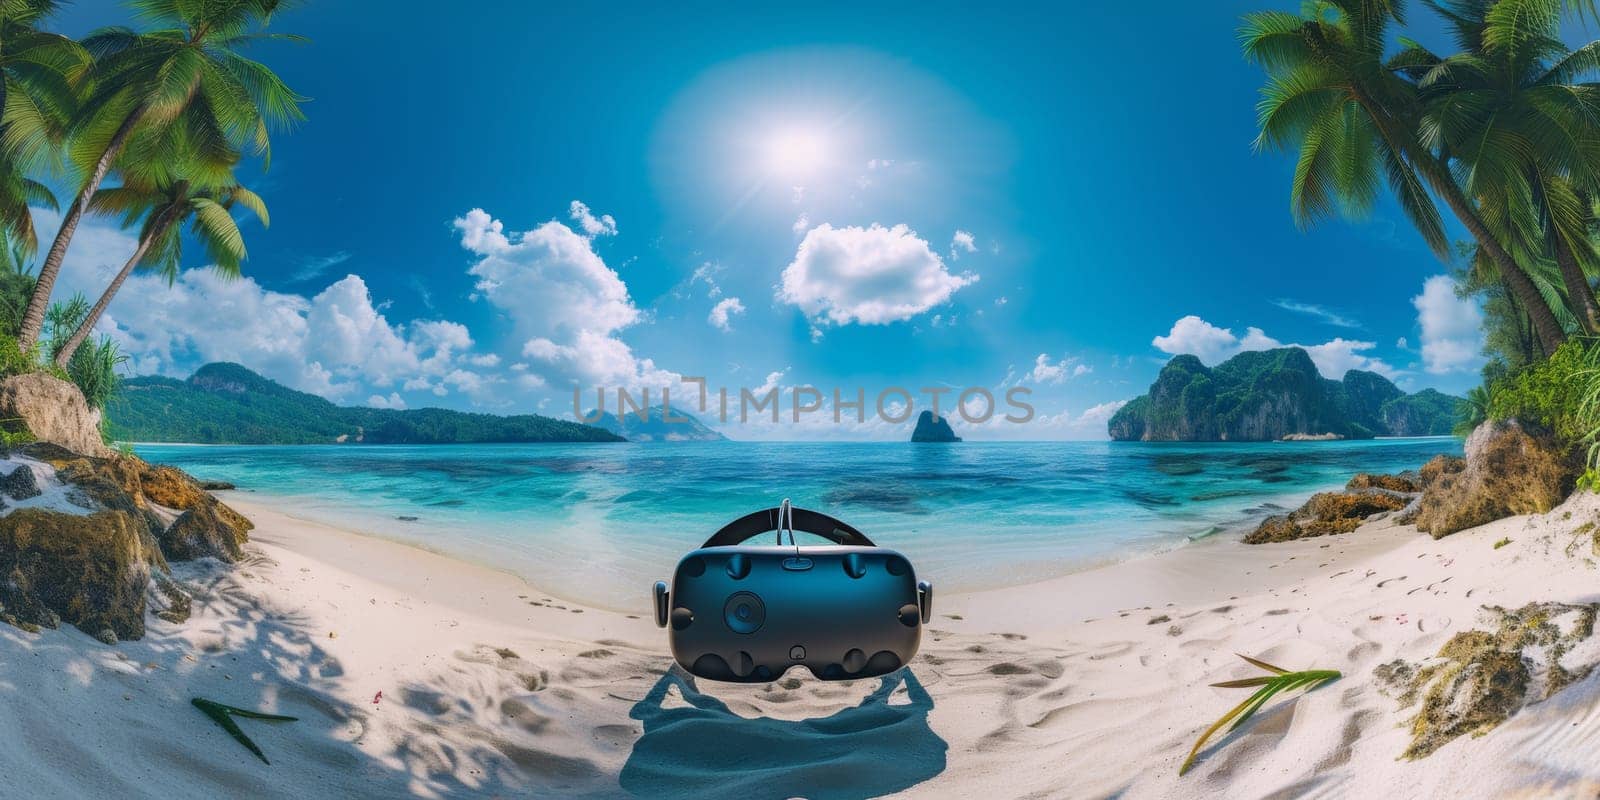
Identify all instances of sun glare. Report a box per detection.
[764,127,828,177]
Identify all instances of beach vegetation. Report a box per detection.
[1485,340,1592,446]
[1243,1,1600,469]
[11,0,305,352]
[1493,537,1511,549]
[1180,653,1339,775]
[0,0,299,424]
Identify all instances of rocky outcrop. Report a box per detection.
[0,509,166,641]
[1244,489,1412,543]
[0,463,40,500]
[1413,420,1580,538]
[911,410,962,442]
[1418,454,1466,487]
[56,455,252,562]
[0,373,112,457]
[0,444,253,641]
[1347,472,1420,493]
[1376,602,1599,760]
[1107,348,1464,441]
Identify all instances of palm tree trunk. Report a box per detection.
[16,103,146,351]
[1550,229,1600,335]
[53,222,161,368]
[1398,144,1567,353]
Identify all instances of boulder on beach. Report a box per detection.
[57,454,252,563]
[0,438,254,640]
[0,373,113,458]
[1413,420,1580,539]
[1347,472,1420,493]
[1244,489,1411,544]
[0,508,167,640]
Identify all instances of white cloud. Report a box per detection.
[1151,315,1399,379]
[778,223,978,327]
[96,269,476,399]
[1272,299,1360,329]
[1412,275,1486,374]
[39,207,487,404]
[368,392,406,409]
[950,230,976,260]
[467,353,501,367]
[291,251,353,283]
[792,214,811,235]
[568,200,617,237]
[1151,315,1240,364]
[708,297,746,332]
[1027,353,1089,385]
[456,207,676,388]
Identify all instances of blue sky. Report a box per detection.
[42,1,1506,439]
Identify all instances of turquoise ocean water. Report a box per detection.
[133,438,1461,612]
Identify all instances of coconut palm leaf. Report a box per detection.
[190,697,297,765]
[1179,654,1340,776]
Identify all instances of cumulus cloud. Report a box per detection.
[368,392,406,409]
[1151,315,1398,379]
[1151,315,1241,364]
[568,200,617,237]
[708,297,746,332]
[950,230,976,260]
[792,214,811,235]
[778,223,978,327]
[1412,275,1486,374]
[38,207,488,404]
[96,269,478,399]
[1027,353,1090,384]
[456,207,675,388]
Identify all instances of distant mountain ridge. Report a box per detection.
[587,405,727,442]
[1107,348,1463,441]
[107,362,624,444]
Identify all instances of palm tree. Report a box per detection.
[17,0,304,351]
[1402,0,1600,335]
[0,0,85,255]
[51,173,265,366]
[1241,0,1570,354]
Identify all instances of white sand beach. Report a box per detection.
[2,491,1599,799]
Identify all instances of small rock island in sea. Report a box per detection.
[911,410,962,442]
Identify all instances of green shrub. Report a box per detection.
[1485,340,1592,446]
[66,335,126,410]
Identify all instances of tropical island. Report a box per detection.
[109,362,623,444]
[1107,347,1463,441]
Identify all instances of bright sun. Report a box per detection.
[764,128,828,177]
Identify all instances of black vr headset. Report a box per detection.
[654,501,932,683]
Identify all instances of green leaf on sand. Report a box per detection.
[191,697,298,765]
[1178,653,1340,776]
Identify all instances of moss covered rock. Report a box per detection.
[161,504,246,562]
[1414,420,1580,538]
[0,509,167,640]
[55,455,251,563]
[1244,489,1409,544]
[1418,454,1466,488]
[1347,472,1420,493]
[1386,602,1598,759]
